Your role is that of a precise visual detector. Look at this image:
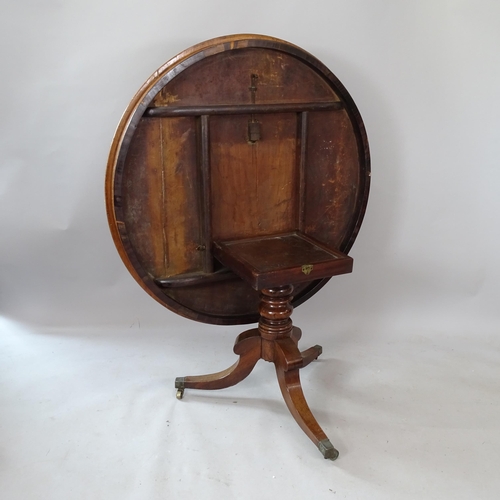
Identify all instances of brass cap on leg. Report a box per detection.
[318,439,339,460]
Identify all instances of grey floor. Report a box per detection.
[1,315,499,499]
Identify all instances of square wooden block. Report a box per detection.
[213,231,353,290]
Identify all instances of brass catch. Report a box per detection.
[302,264,313,275]
[248,121,261,143]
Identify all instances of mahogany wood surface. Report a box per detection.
[176,285,339,460]
[106,34,371,460]
[106,34,370,325]
[106,35,371,461]
[213,231,353,290]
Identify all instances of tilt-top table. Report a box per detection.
[106,34,370,460]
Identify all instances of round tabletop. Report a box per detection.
[106,34,370,325]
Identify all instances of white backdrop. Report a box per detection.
[1,2,500,499]
[1,1,499,334]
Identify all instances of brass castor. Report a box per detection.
[175,377,185,400]
[318,439,339,460]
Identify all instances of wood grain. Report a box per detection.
[210,113,298,241]
[106,34,370,325]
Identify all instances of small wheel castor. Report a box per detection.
[176,388,184,400]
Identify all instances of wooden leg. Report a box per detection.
[291,326,302,345]
[300,344,322,368]
[275,338,338,460]
[175,329,261,397]
[175,285,336,460]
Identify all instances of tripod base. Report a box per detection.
[175,285,339,461]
